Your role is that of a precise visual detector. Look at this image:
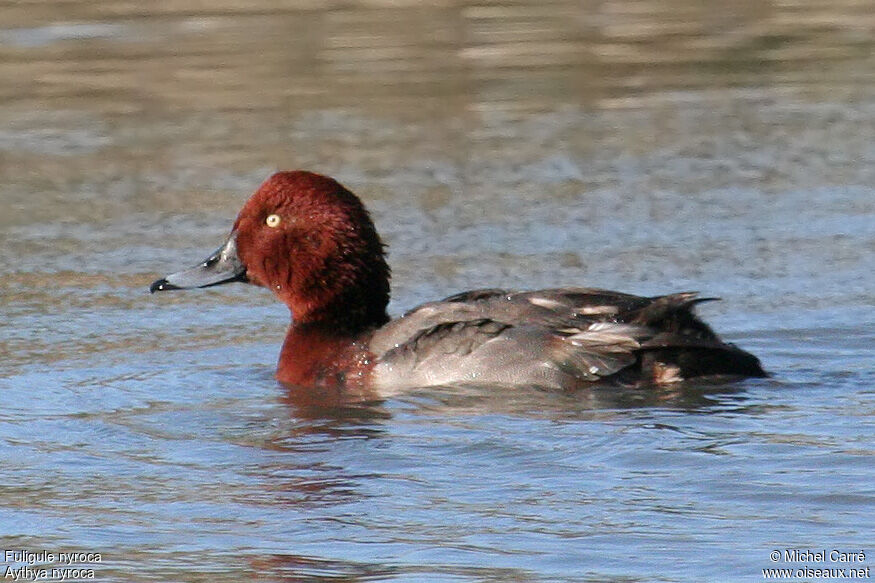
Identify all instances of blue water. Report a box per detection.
[2,1,874,581]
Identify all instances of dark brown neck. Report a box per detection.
[294,251,391,336]
[303,291,390,336]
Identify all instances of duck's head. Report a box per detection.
[151,171,391,332]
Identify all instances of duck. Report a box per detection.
[150,170,766,394]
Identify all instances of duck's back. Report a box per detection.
[368,288,765,391]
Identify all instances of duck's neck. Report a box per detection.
[287,247,391,336]
[276,245,391,388]
[302,286,390,336]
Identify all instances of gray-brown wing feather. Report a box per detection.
[369,288,764,389]
[369,288,665,389]
[370,287,652,353]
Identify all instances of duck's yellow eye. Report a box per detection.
[265,214,281,228]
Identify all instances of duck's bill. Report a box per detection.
[150,232,247,293]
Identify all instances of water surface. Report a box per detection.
[1,1,874,581]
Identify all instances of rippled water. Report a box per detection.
[2,1,874,581]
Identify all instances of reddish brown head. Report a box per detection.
[151,171,391,334]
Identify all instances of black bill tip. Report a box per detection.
[150,278,179,293]
[149,231,246,295]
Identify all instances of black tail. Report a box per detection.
[626,292,767,383]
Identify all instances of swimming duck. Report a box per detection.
[150,171,765,392]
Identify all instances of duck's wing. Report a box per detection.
[367,288,659,389]
[371,287,652,351]
[368,288,765,390]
